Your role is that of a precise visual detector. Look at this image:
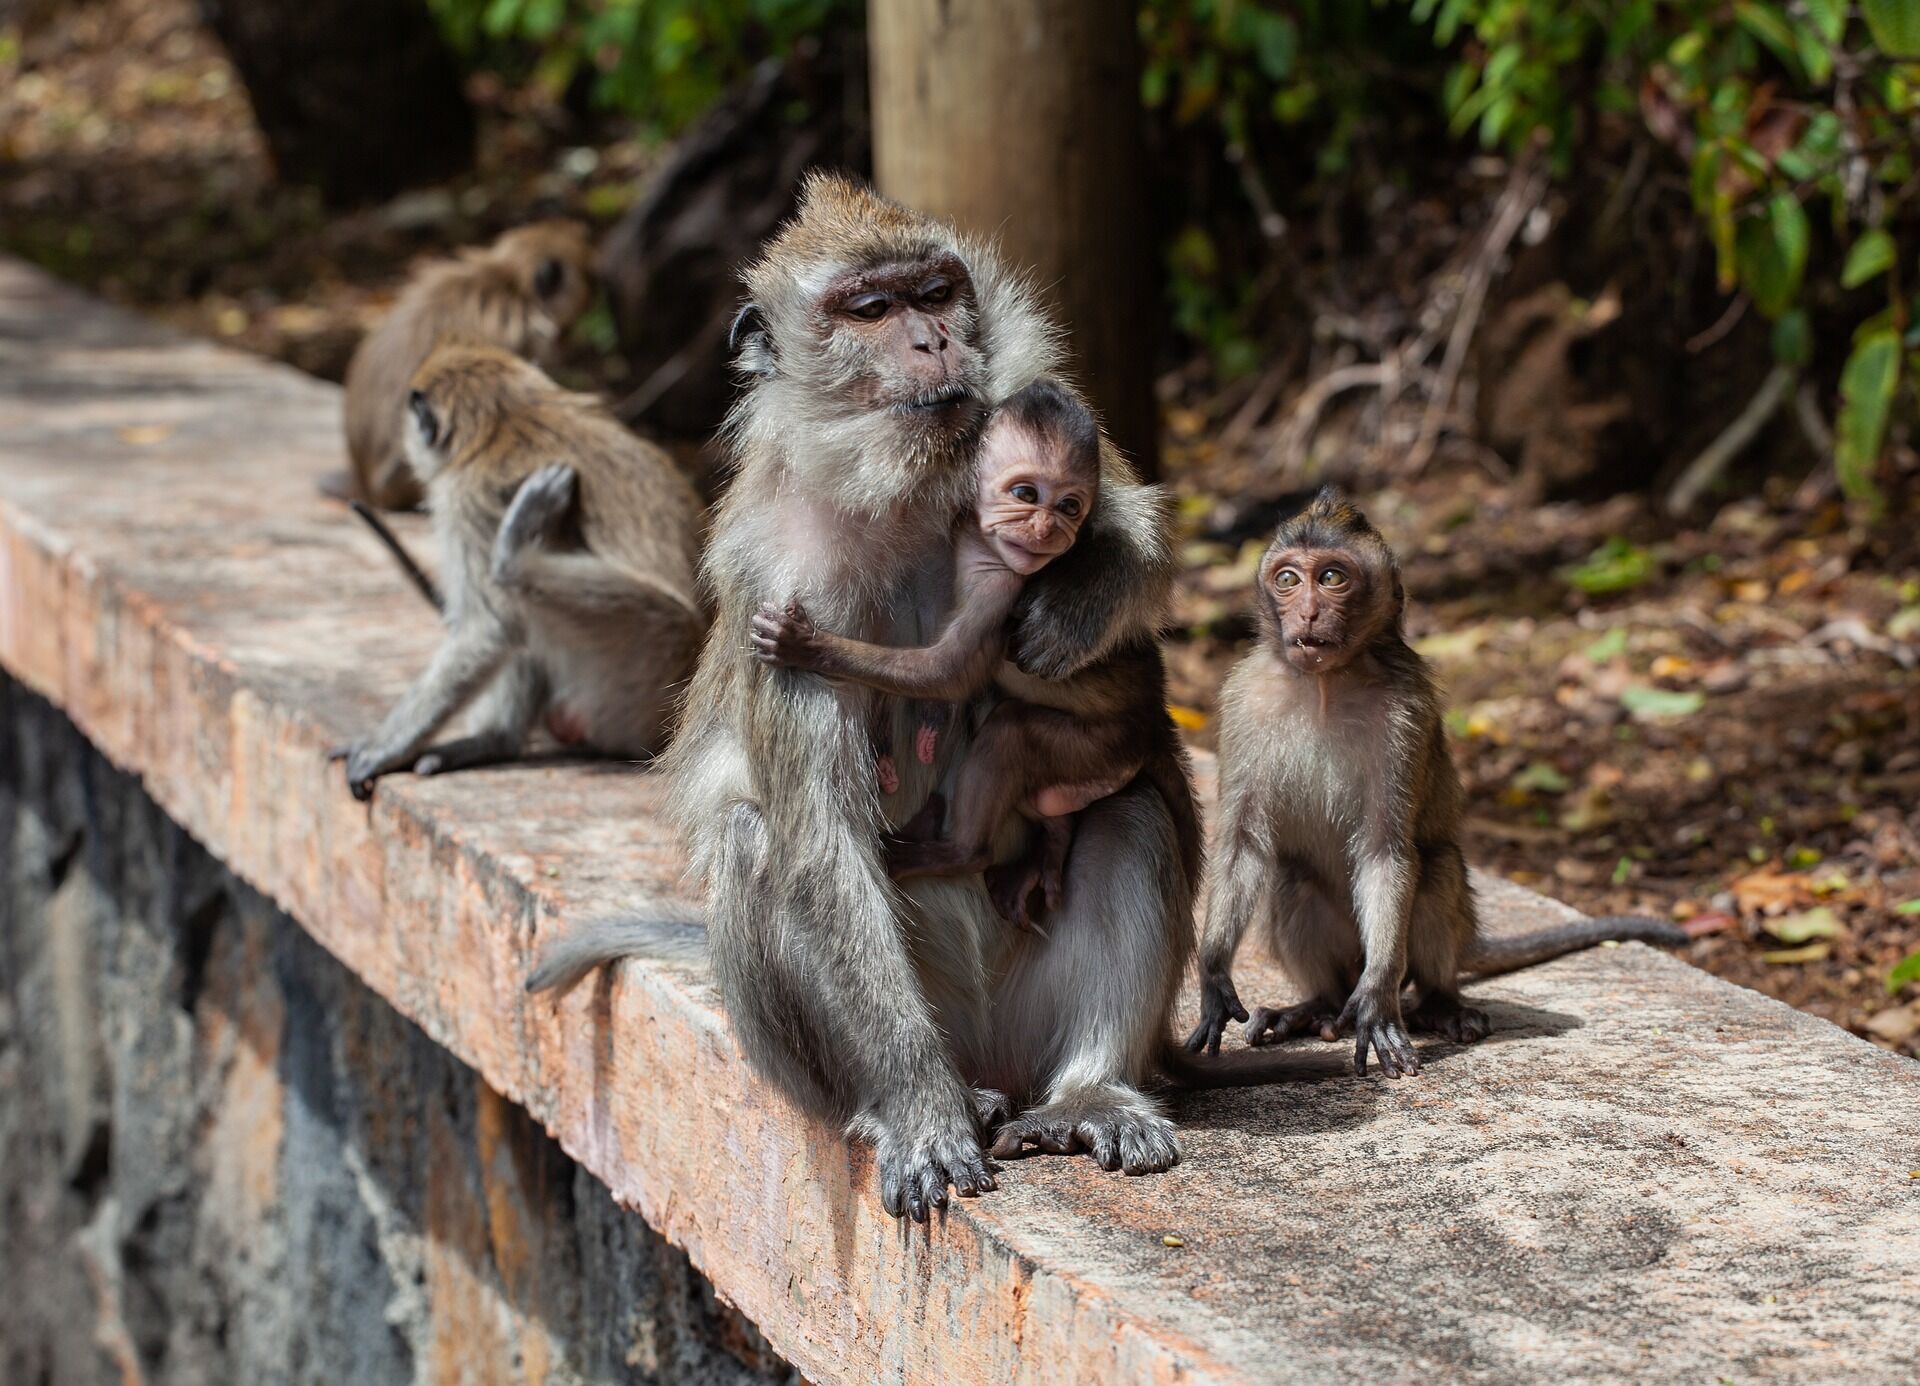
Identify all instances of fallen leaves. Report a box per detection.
[1761,907,1842,945]
[1620,685,1705,720]
[1761,942,1831,965]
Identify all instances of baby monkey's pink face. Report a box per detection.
[974,418,1097,576]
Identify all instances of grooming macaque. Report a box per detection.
[528,174,1204,1221]
[747,379,1171,929]
[1186,489,1689,1076]
[341,344,703,799]
[338,220,596,511]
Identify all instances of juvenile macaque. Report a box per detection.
[748,379,1174,928]
[341,344,703,798]
[338,220,596,511]
[1186,489,1689,1076]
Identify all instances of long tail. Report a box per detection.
[1464,914,1689,978]
[347,499,443,612]
[525,914,708,994]
[1143,745,1204,886]
[1158,1041,1309,1089]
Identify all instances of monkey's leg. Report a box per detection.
[345,625,508,800]
[706,786,995,1223]
[1035,814,1075,913]
[987,781,1185,1175]
[1403,843,1492,1044]
[412,656,545,778]
[1244,869,1352,1047]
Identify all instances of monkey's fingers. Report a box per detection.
[1355,1021,1421,1079]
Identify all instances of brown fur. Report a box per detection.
[342,221,596,510]
[340,344,704,798]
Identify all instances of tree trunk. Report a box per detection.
[869,0,1159,477]
[199,0,473,207]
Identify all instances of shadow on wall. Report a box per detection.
[0,674,791,1385]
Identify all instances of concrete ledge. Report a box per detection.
[3,256,1917,1383]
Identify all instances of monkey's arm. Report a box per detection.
[1184,780,1268,1056]
[749,577,1019,703]
[490,464,703,625]
[1340,767,1422,1079]
[344,618,510,800]
[1007,470,1174,681]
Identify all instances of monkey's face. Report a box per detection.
[497,221,596,345]
[1260,543,1396,674]
[814,254,986,433]
[975,421,1095,575]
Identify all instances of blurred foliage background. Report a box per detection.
[3,0,1918,1047]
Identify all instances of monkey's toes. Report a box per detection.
[1356,1020,1422,1079]
[968,1087,1014,1132]
[989,1104,1179,1175]
[1244,1001,1333,1048]
[876,1130,995,1222]
[1409,996,1493,1044]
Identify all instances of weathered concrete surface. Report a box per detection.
[1,254,1917,1383]
[0,678,789,1385]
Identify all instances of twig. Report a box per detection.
[1664,363,1797,516]
[1791,381,1837,509]
[1684,294,1749,354]
[1408,155,1550,475]
[1273,362,1395,476]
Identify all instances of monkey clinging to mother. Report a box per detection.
[532,172,1227,1222]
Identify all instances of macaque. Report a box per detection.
[528,174,1204,1221]
[340,344,703,798]
[747,378,1175,929]
[1186,489,1690,1076]
[338,220,596,511]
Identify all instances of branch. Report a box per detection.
[1664,363,1797,517]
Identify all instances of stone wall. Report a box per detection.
[0,675,788,1386]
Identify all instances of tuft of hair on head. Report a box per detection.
[992,377,1102,482]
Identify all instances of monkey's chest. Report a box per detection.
[1261,714,1388,886]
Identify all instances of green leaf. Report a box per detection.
[1513,762,1572,795]
[1736,2,1805,75]
[1611,856,1635,885]
[1559,538,1655,594]
[1620,685,1706,720]
[1806,0,1846,42]
[1835,328,1899,511]
[1763,942,1832,964]
[1773,308,1811,366]
[1736,194,1810,318]
[1896,898,1920,914]
[1888,949,1920,993]
[1842,229,1897,288]
[1763,906,1842,943]
[1584,627,1630,662]
[1248,11,1298,81]
[1864,0,1920,56]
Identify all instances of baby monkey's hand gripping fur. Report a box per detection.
[1186,489,1689,1077]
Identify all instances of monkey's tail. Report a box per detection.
[1143,748,1204,886]
[347,499,443,612]
[1158,1041,1308,1090]
[1463,915,1689,979]
[525,915,708,995]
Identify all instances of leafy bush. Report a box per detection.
[1431,0,1920,510]
[428,0,858,136]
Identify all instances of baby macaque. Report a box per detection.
[338,220,596,511]
[749,379,1168,928]
[341,344,704,798]
[1186,489,1689,1076]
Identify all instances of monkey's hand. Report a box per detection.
[491,464,579,583]
[1183,971,1250,1057]
[1338,989,1421,1079]
[748,600,828,671]
[343,741,412,802]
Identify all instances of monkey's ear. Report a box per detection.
[729,301,776,377]
[534,258,565,299]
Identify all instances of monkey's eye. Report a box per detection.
[846,293,890,321]
[1057,496,1082,518]
[1273,569,1301,589]
[1010,483,1040,505]
[1318,567,1348,587]
[920,279,953,306]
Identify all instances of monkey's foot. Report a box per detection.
[1338,992,1422,1079]
[984,859,1048,935]
[1406,993,1493,1044]
[343,743,411,801]
[491,465,579,584]
[988,1088,1179,1175]
[969,1087,1014,1134]
[1242,999,1342,1047]
[413,733,520,778]
[855,1111,997,1223]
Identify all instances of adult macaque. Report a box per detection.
[337,220,596,510]
[748,378,1187,929]
[341,344,703,798]
[1186,490,1690,1075]
[531,174,1203,1221]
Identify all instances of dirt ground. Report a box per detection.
[4,0,1917,1055]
